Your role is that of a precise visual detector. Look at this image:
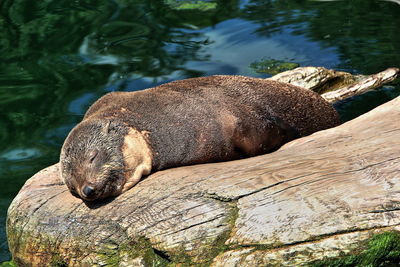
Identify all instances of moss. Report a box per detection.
[50,255,68,267]
[7,222,74,266]
[9,199,240,266]
[150,201,240,266]
[310,231,400,267]
[210,201,239,253]
[199,201,239,265]
[165,0,217,11]
[189,201,240,265]
[0,261,17,267]
[97,237,171,266]
[249,59,299,75]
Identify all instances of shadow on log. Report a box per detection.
[7,94,400,266]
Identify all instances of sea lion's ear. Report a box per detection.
[103,120,112,134]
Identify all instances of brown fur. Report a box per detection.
[60,75,340,201]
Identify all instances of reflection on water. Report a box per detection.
[1,0,399,261]
[0,148,41,161]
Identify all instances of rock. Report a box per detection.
[7,94,400,266]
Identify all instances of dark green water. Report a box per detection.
[1,0,399,261]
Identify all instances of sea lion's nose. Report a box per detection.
[82,186,95,198]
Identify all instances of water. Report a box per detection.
[1,0,399,261]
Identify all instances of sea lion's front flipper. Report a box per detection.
[121,128,152,192]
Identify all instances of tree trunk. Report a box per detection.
[7,95,400,266]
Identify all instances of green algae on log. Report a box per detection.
[164,0,217,11]
[249,59,300,75]
[7,94,400,266]
[0,261,17,267]
[310,231,400,267]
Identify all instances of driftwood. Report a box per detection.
[270,67,399,103]
[6,68,400,266]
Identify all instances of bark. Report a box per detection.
[7,95,400,266]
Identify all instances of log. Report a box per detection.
[269,67,399,102]
[321,67,399,103]
[7,94,400,266]
[268,66,355,92]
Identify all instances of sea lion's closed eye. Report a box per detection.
[88,149,98,163]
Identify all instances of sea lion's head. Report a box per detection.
[60,119,152,201]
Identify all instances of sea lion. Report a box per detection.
[60,75,340,201]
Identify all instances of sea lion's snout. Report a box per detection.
[60,119,131,201]
[82,185,95,199]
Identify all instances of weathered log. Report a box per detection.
[7,94,400,266]
[269,66,355,92]
[321,67,399,103]
[269,67,399,102]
